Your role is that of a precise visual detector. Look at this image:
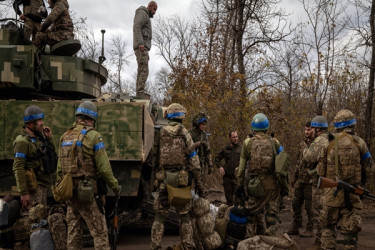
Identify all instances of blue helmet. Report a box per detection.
[251,113,269,131]
[75,101,98,121]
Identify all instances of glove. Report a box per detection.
[113,185,121,197]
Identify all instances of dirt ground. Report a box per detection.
[86,183,375,250]
[85,187,375,250]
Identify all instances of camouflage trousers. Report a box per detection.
[29,184,47,207]
[23,17,41,41]
[320,205,361,250]
[291,181,313,228]
[34,29,74,50]
[244,189,280,237]
[48,208,67,250]
[312,186,323,243]
[151,187,195,250]
[135,48,149,96]
[66,196,110,250]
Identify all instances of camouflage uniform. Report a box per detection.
[236,132,282,237]
[13,0,47,41]
[34,0,73,50]
[304,130,330,245]
[215,143,242,205]
[57,122,119,250]
[133,5,153,96]
[317,125,371,249]
[151,120,203,250]
[13,127,54,207]
[190,126,213,183]
[289,139,313,234]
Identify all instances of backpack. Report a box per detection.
[237,233,298,250]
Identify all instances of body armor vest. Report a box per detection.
[24,0,45,21]
[159,127,187,167]
[59,126,95,178]
[248,135,275,175]
[326,133,362,184]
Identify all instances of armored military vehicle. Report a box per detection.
[0,18,157,232]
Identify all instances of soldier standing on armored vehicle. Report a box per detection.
[57,101,120,250]
[215,130,242,206]
[288,121,315,237]
[151,103,204,250]
[13,0,48,41]
[13,105,55,209]
[133,1,158,97]
[190,112,213,184]
[235,113,283,237]
[303,115,330,248]
[317,110,372,250]
[34,0,73,51]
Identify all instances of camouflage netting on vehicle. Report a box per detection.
[191,198,222,250]
[236,233,298,250]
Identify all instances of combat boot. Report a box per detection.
[300,221,314,238]
[287,221,299,235]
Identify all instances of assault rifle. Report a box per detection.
[317,176,375,201]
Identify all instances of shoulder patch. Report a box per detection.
[98,137,103,142]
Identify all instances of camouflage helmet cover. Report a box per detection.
[75,101,98,121]
[251,113,269,131]
[334,109,356,129]
[165,103,186,120]
[24,105,44,123]
[311,115,328,128]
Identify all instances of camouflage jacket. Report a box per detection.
[157,121,203,190]
[293,139,312,184]
[236,132,282,186]
[13,127,54,195]
[189,127,213,168]
[13,0,47,22]
[56,122,118,192]
[215,143,242,177]
[41,0,73,35]
[317,128,371,208]
[133,6,152,50]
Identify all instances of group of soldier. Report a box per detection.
[12,101,120,249]
[153,103,371,250]
[13,0,73,51]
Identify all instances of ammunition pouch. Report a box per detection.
[164,167,189,188]
[166,184,192,210]
[247,176,265,198]
[77,179,94,203]
[51,173,73,202]
[25,168,38,193]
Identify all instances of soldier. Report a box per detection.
[151,103,204,250]
[13,0,48,40]
[215,130,242,206]
[235,113,283,237]
[304,115,330,248]
[317,110,371,250]
[133,1,158,97]
[34,0,73,51]
[288,121,315,237]
[13,105,55,209]
[190,112,213,183]
[56,101,120,250]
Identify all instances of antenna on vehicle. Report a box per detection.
[99,29,106,65]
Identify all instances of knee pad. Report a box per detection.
[154,212,165,224]
[180,213,191,224]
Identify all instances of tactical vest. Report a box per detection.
[159,127,187,167]
[248,135,275,174]
[59,126,95,178]
[326,132,362,184]
[24,0,45,21]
